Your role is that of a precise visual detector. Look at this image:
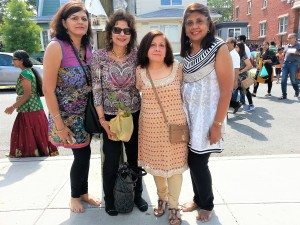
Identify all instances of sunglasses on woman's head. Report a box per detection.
[112,27,131,35]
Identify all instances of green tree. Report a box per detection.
[208,0,233,22]
[0,0,41,53]
[0,0,37,23]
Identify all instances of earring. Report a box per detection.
[207,30,210,33]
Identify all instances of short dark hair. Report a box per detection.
[105,10,137,54]
[238,35,247,42]
[270,41,276,46]
[137,30,174,68]
[50,1,92,47]
[180,3,216,57]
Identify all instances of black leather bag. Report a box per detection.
[114,163,147,213]
[71,44,102,134]
[85,91,102,134]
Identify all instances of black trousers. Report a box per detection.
[188,150,214,211]
[253,81,272,94]
[71,145,91,198]
[102,111,142,206]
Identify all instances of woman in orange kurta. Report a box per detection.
[136,30,188,225]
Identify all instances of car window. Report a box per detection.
[30,57,42,65]
[0,54,13,66]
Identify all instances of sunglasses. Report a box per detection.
[112,27,131,35]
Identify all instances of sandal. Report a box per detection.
[154,199,167,217]
[169,208,182,225]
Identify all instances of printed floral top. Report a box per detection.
[48,39,92,148]
[16,69,43,112]
[90,48,141,115]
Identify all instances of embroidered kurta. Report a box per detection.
[48,39,91,148]
[136,61,188,178]
[182,37,226,154]
[16,69,43,112]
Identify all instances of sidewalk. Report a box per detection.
[1,154,300,225]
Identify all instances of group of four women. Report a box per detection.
[6,2,234,225]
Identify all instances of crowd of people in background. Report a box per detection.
[2,1,300,224]
[228,33,300,114]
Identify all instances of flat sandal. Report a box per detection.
[154,199,167,217]
[169,208,181,225]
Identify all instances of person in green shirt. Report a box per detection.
[4,50,58,157]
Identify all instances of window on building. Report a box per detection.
[247,26,251,39]
[262,0,268,8]
[247,1,252,15]
[161,0,182,6]
[278,16,288,34]
[228,28,241,38]
[235,7,239,20]
[217,29,222,37]
[41,30,50,51]
[259,22,267,37]
[150,25,180,42]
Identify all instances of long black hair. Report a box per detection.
[13,50,43,97]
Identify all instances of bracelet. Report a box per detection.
[52,114,61,120]
[56,126,66,133]
[213,121,223,126]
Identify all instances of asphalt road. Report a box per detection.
[0,80,299,159]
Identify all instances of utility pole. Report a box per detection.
[100,0,113,16]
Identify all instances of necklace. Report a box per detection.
[112,49,126,58]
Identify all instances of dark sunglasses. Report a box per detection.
[112,27,131,35]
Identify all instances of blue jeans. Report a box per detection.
[232,88,245,104]
[281,62,299,97]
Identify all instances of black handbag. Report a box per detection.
[71,44,102,134]
[85,91,102,134]
[114,162,147,213]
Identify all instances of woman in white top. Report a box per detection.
[180,3,234,222]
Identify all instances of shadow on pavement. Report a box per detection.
[0,159,43,188]
[227,106,274,141]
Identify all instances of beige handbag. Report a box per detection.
[146,69,189,144]
[241,77,256,89]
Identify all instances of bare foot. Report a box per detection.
[81,193,101,207]
[196,209,213,222]
[182,201,198,212]
[70,197,84,213]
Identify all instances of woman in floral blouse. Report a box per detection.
[91,10,148,216]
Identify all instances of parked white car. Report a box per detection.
[0,52,43,87]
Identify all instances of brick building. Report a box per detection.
[233,0,300,47]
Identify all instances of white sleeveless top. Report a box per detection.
[182,37,226,154]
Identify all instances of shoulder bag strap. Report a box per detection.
[70,43,90,86]
[146,69,169,125]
